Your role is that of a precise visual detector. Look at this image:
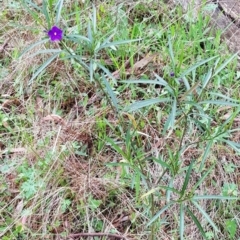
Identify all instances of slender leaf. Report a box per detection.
[193,195,238,200]
[168,34,175,67]
[106,137,127,159]
[27,49,62,58]
[125,98,170,112]
[97,63,117,85]
[222,140,240,153]
[92,4,97,33]
[192,200,219,232]
[186,206,207,240]
[66,34,91,43]
[182,76,190,90]
[28,53,60,85]
[20,39,49,57]
[121,80,162,85]
[213,52,238,77]
[147,202,174,227]
[201,68,212,90]
[192,164,215,192]
[42,0,50,29]
[180,160,195,197]
[198,140,213,172]
[101,75,119,111]
[180,203,185,240]
[154,73,169,86]
[151,157,171,170]
[55,0,64,24]
[87,21,93,43]
[96,39,141,52]
[180,56,218,77]
[166,178,174,203]
[163,98,176,133]
[199,100,239,107]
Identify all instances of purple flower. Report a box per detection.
[48,26,63,41]
[170,72,175,77]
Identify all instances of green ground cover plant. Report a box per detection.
[0,0,239,239]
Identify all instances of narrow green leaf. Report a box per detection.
[63,54,89,71]
[125,98,170,112]
[101,75,119,112]
[147,202,174,227]
[27,49,62,58]
[121,80,162,85]
[154,73,169,86]
[20,39,49,57]
[42,0,50,29]
[180,56,218,77]
[151,157,171,170]
[182,76,190,90]
[193,195,238,200]
[97,63,117,85]
[192,200,219,232]
[199,100,239,107]
[166,178,174,203]
[222,140,240,153]
[92,4,97,33]
[163,98,176,133]
[106,137,127,159]
[192,164,215,192]
[28,53,60,85]
[168,34,175,67]
[186,206,207,240]
[180,203,185,240]
[96,39,141,52]
[66,34,91,43]
[198,140,213,172]
[87,21,93,43]
[180,160,195,197]
[201,68,212,90]
[213,52,238,77]
[55,0,64,24]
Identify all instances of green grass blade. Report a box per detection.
[42,0,50,29]
[147,202,174,227]
[121,80,162,85]
[101,75,119,112]
[192,200,219,232]
[199,100,239,107]
[163,98,176,133]
[154,73,169,86]
[20,39,49,57]
[97,63,117,85]
[180,203,185,240]
[198,140,213,172]
[66,34,91,43]
[222,140,240,153]
[168,34,175,67]
[213,52,238,77]
[27,49,62,58]
[55,0,64,25]
[166,178,174,203]
[96,39,141,52]
[180,160,194,197]
[150,157,171,170]
[106,137,127,159]
[92,4,97,33]
[193,195,238,200]
[125,98,171,112]
[28,53,60,85]
[186,206,207,240]
[192,164,215,192]
[180,56,218,77]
